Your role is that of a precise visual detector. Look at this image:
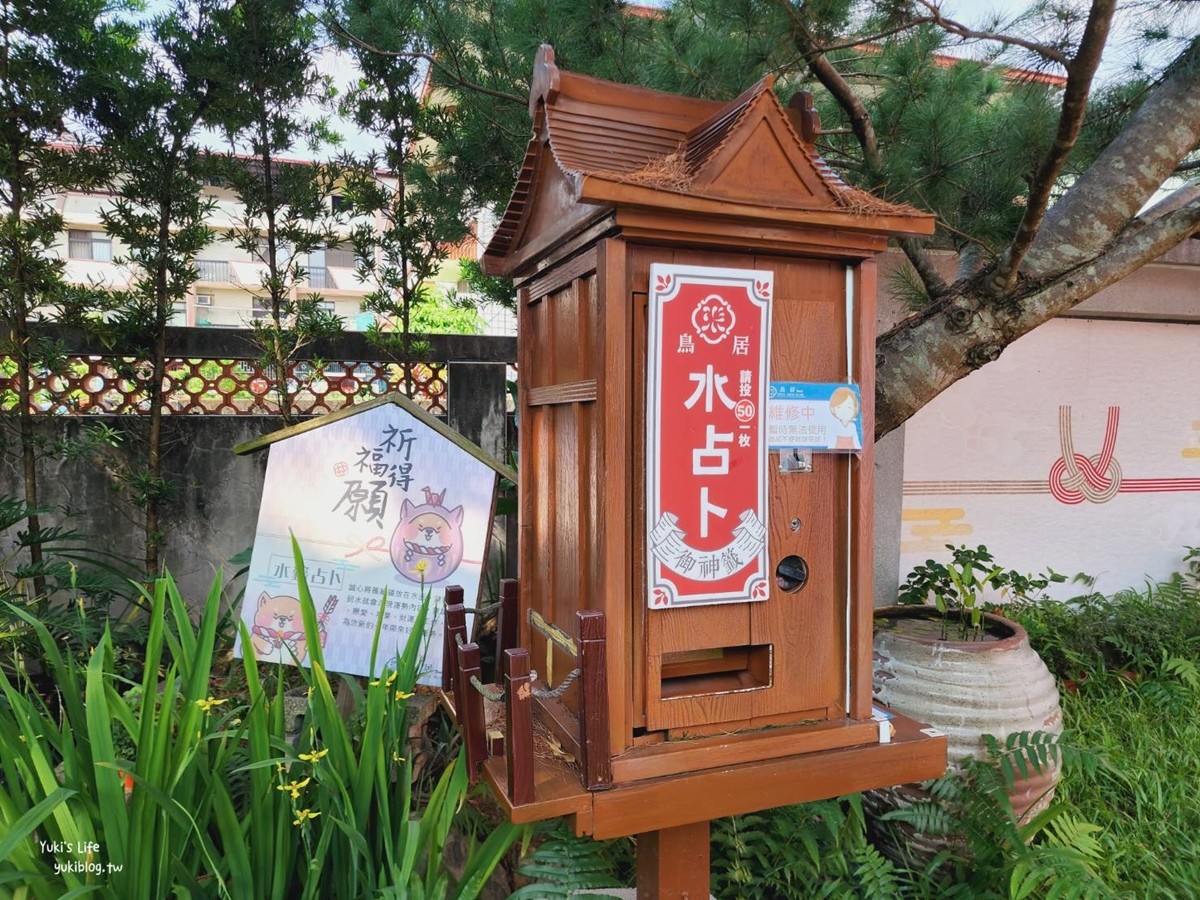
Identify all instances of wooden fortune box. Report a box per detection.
[443,45,947,841]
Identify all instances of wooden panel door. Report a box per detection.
[635,248,852,732]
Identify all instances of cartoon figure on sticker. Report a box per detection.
[249,593,339,664]
[829,386,862,451]
[390,486,465,584]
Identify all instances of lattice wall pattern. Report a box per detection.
[0,357,448,416]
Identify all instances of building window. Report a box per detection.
[254,237,291,264]
[251,297,272,319]
[316,300,335,314]
[196,260,230,282]
[331,194,352,213]
[325,243,357,268]
[68,230,112,262]
[168,301,187,327]
[195,293,214,307]
[308,266,331,289]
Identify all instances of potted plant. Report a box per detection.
[867,546,1066,859]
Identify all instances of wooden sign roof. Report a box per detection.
[234,392,516,483]
[484,45,934,274]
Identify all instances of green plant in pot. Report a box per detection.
[896,544,1062,640]
[868,545,1066,863]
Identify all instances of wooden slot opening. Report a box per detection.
[660,645,772,699]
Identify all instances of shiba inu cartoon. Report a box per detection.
[249,592,308,663]
[390,486,465,584]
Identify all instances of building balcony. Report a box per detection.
[196,260,231,282]
[308,266,332,289]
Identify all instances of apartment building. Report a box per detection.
[53,164,386,330]
[53,159,514,335]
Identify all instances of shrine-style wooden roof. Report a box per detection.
[232,392,516,482]
[484,45,934,273]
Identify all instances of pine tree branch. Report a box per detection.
[774,0,882,172]
[912,0,1070,66]
[327,19,525,106]
[987,0,1116,294]
[900,238,947,296]
[817,19,933,53]
[1143,182,1200,220]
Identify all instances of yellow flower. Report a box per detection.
[391,750,405,763]
[395,689,413,701]
[276,777,311,800]
[386,671,397,686]
[299,747,329,764]
[293,808,321,826]
[195,696,228,713]
[414,560,428,574]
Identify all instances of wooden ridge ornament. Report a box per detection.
[449,45,947,896]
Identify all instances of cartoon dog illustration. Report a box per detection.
[390,486,465,584]
[249,593,339,664]
[250,592,307,663]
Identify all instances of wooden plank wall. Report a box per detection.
[519,249,604,733]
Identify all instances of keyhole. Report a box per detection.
[775,555,809,592]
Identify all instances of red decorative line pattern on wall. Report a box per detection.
[904,406,1200,505]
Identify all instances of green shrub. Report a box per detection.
[0,539,520,897]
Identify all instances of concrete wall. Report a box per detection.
[872,245,1200,600]
[1,396,516,604]
[0,333,514,603]
[1,416,274,602]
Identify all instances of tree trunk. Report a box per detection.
[875,200,1200,438]
[7,170,47,605]
[13,313,46,606]
[260,132,294,426]
[145,207,172,578]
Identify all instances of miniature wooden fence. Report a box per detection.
[442,580,611,805]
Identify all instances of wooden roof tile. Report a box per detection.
[484,45,934,271]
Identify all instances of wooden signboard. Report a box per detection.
[233,394,514,682]
[646,264,772,609]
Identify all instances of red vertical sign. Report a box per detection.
[646,264,772,608]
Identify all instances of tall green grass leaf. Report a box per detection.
[0,786,76,863]
[211,776,253,897]
[290,534,325,671]
[84,629,127,866]
[454,821,522,900]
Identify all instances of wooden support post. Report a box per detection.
[458,642,487,782]
[442,585,465,693]
[636,821,711,900]
[495,578,519,685]
[577,610,612,789]
[445,595,468,719]
[504,647,534,806]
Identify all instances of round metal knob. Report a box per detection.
[775,555,809,592]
